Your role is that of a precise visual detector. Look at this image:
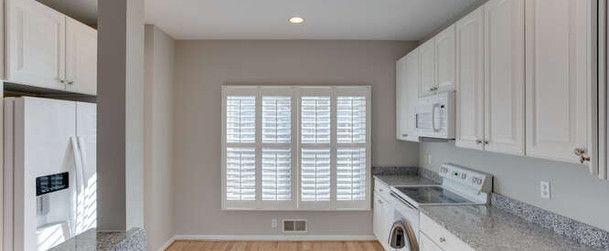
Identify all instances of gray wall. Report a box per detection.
[173,40,419,236]
[420,142,609,231]
[144,25,176,250]
[97,0,145,231]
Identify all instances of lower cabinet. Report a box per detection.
[419,213,474,251]
[420,232,443,251]
[373,192,392,250]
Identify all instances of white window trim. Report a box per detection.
[221,85,371,211]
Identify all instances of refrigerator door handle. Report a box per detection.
[70,137,85,194]
[77,136,88,182]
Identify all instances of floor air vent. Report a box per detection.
[283,219,307,233]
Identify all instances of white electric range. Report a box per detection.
[386,163,493,251]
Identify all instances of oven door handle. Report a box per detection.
[390,191,416,209]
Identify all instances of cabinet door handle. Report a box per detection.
[402,134,408,137]
[483,140,489,145]
[475,139,482,144]
[67,80,74,85]
[439,237,446,243]
[574,148,591,163]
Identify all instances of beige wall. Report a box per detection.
[173,40,419,236]
[420,142,609,231]
[144,25,176,250]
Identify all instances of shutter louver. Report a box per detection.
[262,97,291,143]
[336,148,366,201]
[301,97,331,144]
[226,96,256,143]
[225,148,256,201]
[300,148,331,201]
[337,96,367,144]
[262,148,291,201]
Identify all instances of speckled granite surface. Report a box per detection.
[492,194,609,250]
[419,205,598,251]
[373,174,438,187]
[372,166,419,176]
[49,227,146,251]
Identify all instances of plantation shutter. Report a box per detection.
[222,86,370,210]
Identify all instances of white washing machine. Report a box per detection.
[387,192,419,251]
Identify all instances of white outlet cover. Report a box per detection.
[427,154,432,165]
[540,181,551,199]
[271,219,278,228]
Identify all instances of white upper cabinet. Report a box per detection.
[484,0,525,155]
[419,40,436,97]
[434,24,456,93]
[419,25,456,97]
[455,7,485,151]
[6,0,97,95]
[66,17,97,95]
[456,0,526,156]
[525,0,596,167]
[396,49,420,142]
[6,0,66,90]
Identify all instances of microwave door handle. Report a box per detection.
[431,103,440,132]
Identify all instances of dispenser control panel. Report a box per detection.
[36,172,69,196]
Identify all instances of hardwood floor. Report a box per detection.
[166,240,384,251]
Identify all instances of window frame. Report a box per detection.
[221,85,371,211]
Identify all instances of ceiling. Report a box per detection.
[37,0,97,26]
[38,0,481,41]
[146,0,479,40]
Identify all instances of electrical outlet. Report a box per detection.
[271,219,278,228]
[426,154,432,165]
[540,181,551,199]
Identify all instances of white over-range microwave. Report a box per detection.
[414,91,455,139]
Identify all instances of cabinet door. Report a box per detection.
[66,17,97,95]
[455,7,485,151]
[6,0,66,90]
[420,232,443,251]
[484,0,525,155]
[419,40,436,97]
[372,195,383,242]
[525,0,595,166]
[435,25,456,93]
[396,50,420,142]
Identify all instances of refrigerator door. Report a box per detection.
[13,97,77,251]
[75,102,97,235]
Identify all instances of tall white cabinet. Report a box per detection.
[525,0,596,168]
[396,49,420,142]
[5,0,97,95]
[456,0,525,156]
[455,7,485,151]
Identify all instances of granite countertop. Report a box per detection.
[373,174,439,187]
[49,227,145,251]
[419,205,598,251]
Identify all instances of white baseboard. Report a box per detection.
[172,234,377,241]
[157,235,177,251]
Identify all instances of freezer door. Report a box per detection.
[13,97,77,251]
[75,102,97,235]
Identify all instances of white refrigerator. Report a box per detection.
[3,97,97,251]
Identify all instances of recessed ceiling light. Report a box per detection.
[289,16,305,24]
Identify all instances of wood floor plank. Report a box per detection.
[165,240,383,251]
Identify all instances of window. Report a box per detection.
[222,86,371,210]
